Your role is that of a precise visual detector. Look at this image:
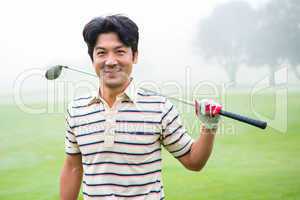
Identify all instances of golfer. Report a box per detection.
[60,14,222,200]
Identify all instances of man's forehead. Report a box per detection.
[95,33,123,45]
[94,44,126,50]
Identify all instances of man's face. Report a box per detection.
[92,32,138,89]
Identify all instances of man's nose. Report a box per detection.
[105,54,118,67]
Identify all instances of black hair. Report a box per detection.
[83,14,139,61]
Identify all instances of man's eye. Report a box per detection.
[97,51,105,55]
[117,50,126,54]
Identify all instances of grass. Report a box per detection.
[0,92,299,199]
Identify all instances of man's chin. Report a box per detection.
[103,79,126,89]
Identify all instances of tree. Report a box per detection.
[196,1,256,86]
[247,0,300,84]
[280,0,300,80]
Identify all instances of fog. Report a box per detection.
[1,0,297,103]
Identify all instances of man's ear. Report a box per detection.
[133,51,138,64]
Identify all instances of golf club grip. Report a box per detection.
[219,110,267,129]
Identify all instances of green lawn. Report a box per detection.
[0,92,299,200]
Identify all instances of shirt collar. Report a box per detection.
[88,78,138,106]
[121,78,137,101]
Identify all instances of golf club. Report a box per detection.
[45,65,267,129]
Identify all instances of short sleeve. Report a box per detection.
[65,103,81,155]
[161,98,194,158]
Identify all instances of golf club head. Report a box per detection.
[45,65,64,80]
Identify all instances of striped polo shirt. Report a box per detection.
[65,81,194,200]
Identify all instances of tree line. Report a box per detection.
[196,0,300,86]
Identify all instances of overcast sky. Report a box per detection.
[3,0,296,102]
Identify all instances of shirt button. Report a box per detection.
[107,118,113,123]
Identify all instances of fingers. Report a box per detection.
[213,104,222,116]
[195,99,222,130]
[200,99,222,117]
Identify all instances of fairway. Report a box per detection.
[0,92,299,200]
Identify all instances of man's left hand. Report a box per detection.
[195,99,222,130]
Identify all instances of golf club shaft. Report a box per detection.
[139,86,267,129]
[63,66,97,77]
[60,65,267,129]
[62,66,195,105]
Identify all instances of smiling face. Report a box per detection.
[92,32,138,90]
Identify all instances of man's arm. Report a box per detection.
[60,154,83,200]
[178,126,215,171]
[178,99,221,171]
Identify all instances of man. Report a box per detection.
[60,14,222,200]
